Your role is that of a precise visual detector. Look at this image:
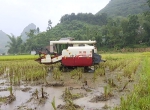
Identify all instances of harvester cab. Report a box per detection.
[35,38,104,72]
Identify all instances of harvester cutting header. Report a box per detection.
[35,37,104,72]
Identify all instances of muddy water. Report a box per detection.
[0,85,66,110]
[74,97,120,110]
[0,90,30,110]
[0,71,127,110]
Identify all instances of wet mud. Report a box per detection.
[0,66,140,110]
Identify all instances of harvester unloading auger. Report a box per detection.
[35,38,105,72]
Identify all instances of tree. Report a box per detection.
[143,14,150,46]
[147,0,150,7]
[24,29,37,52]
[47,19,52,30]
[142,0,150,45]
[121,15,139,47]
[37,27,40,34]
[6,34,23,54]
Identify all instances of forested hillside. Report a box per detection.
[97,0,149,17]
[4,0,150,54]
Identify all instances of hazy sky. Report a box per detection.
[0,0,110,36]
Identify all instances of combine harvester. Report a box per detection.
[35,38,105,72]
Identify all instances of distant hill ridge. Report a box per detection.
[21,23,36,41]
[97,0,149,16]
[0,30,9,53]
[0,23,36,53]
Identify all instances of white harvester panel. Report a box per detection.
[41,55,51,63]
[61,46,94,67]
[62,46,93,58]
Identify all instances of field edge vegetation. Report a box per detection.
[114,56,150,110]
[0,55,38,61]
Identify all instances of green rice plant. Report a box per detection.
[118,59,130,70]
[63,88,83,101]
[22,65,48,81]
[36,89,39,99]
[70,67,83,80]
[121,81,129,92]
[120,96,127,110]
[129,73,135,82]
[0,60,49,85]
[104,86,108,98]
[8,85,13,96]
[92,66,105,82]
[11,66,20,85]
[100,62,107,68]
[52,63,61,69]
[133,60,140,73]
[0,64,5,75]
[96,67,105,76]
[51,97,57,110]
[107,78,116,87]
[105,60,111,67]
[8,67,14,85]
[104,85,112,99]
[63,88,73,101]
[123,58,140,78]
[123,67,133,78]
[102,104,109,109]
[17,67,22,84]
[65,99,76,110]
[142,52,150,57]
[92,71,97,82]
[13,75,17,85]
[62,88,83,110]
[104,55,117,60]
[0,55,39,61]
[115,57,150,110]
[0,97,6,103]
[53,67,62,80]
[76,67,83,80]
[117,74,121,81]
[43,66,48,84]
[70,69,78,79]
[109,61,120,72]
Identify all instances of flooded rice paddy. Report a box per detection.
[0,54,141,110]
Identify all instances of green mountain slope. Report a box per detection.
[21,23,36,41]
[47,20,101,40]
[97,0,149,16]
[0,30,9,53]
